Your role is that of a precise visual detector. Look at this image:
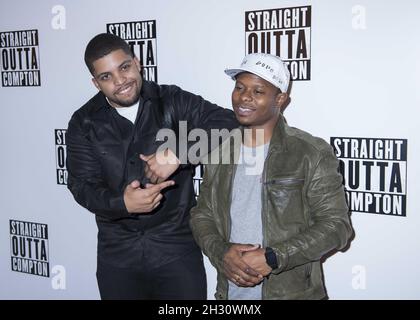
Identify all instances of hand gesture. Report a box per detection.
[140,148,180,184]
[123,179,174,213]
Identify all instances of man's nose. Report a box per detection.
[241,90,252,102]
[113,72,126,85]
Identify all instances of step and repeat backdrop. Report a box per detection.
[1,0,419,299]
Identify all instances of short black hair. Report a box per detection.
[84,33,134,75]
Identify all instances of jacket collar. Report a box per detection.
[269,114,289,153]
[227,114,289,161]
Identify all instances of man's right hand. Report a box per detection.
[223,244,263,287]
[123,180,175,214]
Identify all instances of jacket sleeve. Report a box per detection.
[169,86,239,164]
[190,164,231,272]
[270,146,353,274]
[66,113,130,220]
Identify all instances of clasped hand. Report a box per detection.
[223,244,272,287]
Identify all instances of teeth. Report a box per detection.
[118,84,132,94]
[239,107,252,112]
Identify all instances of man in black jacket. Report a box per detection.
[66,33,239,299]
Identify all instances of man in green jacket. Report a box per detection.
[190,53,353,300]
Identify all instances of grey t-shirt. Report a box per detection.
[228,142,269,300]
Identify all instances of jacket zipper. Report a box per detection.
[260,148,273,300]
[264,178,304,185]
[226,164,237,242]
[225,163,237,300]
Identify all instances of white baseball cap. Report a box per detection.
[225,53,290,93]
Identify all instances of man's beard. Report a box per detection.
[110,86,141,107]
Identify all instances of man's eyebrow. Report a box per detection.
[96,59,133,78]
[119,59,133,68]
[96,71,110,78]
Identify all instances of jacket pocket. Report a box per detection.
[265,177,305,228]
[264,178,304,188]
[279,263,313,294]
[304,263,313,289]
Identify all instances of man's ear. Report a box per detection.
[276,92,290,114]
[91,77,100,91]
[275,92,288,107]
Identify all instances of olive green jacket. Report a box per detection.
[190,115,353,300]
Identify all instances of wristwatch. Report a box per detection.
[264,247,279,270]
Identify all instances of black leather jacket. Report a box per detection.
[66,80,239,269]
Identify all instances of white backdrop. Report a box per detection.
[1,0,419,299]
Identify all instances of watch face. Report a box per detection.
[265,248,278,269]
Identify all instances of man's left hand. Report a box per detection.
[242,248,272,277]
[140,149,180,184]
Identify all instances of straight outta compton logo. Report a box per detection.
[331,137,408,217]
[0,29,41,87]
[106,20,158,82]
[10,219,50,277]
[245,6,311,81]
[55,129,67,185]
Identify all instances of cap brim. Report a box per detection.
[224,67,285,92]
[224,68,249,79]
